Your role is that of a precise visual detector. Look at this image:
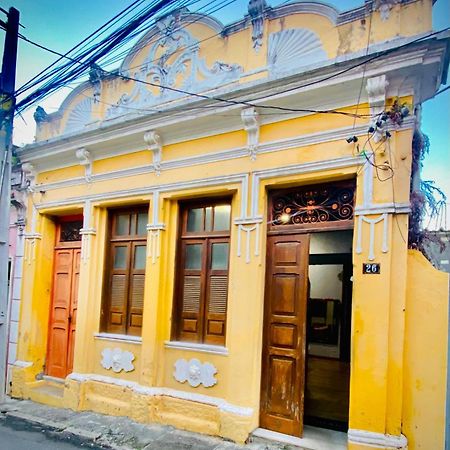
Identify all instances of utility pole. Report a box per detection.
[0,6,19,403]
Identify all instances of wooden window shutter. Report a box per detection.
[174,201,231,345]
[106,242,130,334]
[204,239,229,345]
[127,243,145,335]
[102,208,148,336]
[178,241,205,342]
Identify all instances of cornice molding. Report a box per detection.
[33,117,415,193]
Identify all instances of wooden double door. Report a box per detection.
[46,243,81,379]
[260,233,310,436]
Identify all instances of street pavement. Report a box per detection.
[0,415,107,449]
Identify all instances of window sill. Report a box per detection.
[164,341,229,355]
[94,332,142,344]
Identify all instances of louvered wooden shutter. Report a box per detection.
[106,243,130,334]
[178,241,205,342]
[204,240,229,345]
[128,243,145,335]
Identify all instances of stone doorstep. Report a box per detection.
[0,398,309,450]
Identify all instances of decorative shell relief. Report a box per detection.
[268,28,327,75]
[64,97,94,134]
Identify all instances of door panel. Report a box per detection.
[47,247,80,378]
[67,248,81,375]
[260,234,309,437]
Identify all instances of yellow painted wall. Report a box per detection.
[403,250,449,450]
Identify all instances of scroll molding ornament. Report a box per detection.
[75,147,92,182]
[174,358,217,388]
[144,131,163,175]
[106,12,242,119]
[101,348,135,373]
[241,107,259,161]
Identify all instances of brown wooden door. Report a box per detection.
[260,234,309,437]
[47,247,80,378]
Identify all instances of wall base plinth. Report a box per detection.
[348,429,408,450]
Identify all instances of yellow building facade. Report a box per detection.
[12,1,450,449]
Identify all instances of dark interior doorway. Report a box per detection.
[304,230,353,432]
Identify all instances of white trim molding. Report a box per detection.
[94,332,142,344]
[67,372,253,417]
[165,340,229,356]
[348,429,408,449]
[13,360,33,368]
[234,218,262,264]
[356,214,389,261]
[30,118,415,193]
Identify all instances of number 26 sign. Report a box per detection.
[363,263,380,274]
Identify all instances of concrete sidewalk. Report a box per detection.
[0,398,303,450]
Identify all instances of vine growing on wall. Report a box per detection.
[408,126,447,257]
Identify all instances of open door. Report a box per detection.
[260,234,309,437]
[46,217,82,378]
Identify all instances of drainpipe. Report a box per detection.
[446,278,450,450]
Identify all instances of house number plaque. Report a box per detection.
[363,263,380,274]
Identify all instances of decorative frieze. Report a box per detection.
[101,348,135,373]
[106,13,242,119]
[174,358,217,388]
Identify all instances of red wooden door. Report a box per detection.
[47,247,80,378]
[260,234,309,437]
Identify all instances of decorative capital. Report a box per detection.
[241,107,259,160]
[22,163,36,188]
[75,148,92,182]
[144,130,163,175]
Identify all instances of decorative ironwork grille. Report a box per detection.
[271,182,355,226]
[60,220,83,242]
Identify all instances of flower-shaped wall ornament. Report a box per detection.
[101,348,135,373]
[174,358,217,388]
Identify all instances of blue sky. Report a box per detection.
[1,0,449,227]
